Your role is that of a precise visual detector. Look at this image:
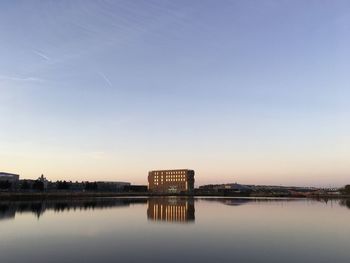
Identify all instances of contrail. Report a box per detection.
[0,75,44,82]
[33,50,50,61]
[98,72,113,88]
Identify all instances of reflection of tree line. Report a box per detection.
[311,197,350,209]
[0,198,148,221]
[199,198,301,206]
[201,197,350,210]
[1,197,349,222]
[339,199,350,209]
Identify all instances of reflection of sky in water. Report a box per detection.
[0,198,349,263]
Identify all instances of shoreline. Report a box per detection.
[0,192,349,201]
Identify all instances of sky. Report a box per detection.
[0,0,349,187]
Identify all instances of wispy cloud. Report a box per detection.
[33,50,50,61]
[98,72,113,88]
[0,75,44,82]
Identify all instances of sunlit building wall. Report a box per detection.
[148,169,195,194]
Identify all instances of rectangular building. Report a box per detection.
[0,172,20,190]
[148,169,195,194]
[0,172,20,182]
[96,181,130,192]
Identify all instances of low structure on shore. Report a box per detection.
[0,172,139,193]
[0,172,20,190]
[198,183,342,197]
[198,183,252,194]
[0,172,20,182]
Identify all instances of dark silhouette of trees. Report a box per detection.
[21,181,30,190]
[85,182,98,191]
[32,180,44,191]
[340,199,350,209]
[344,185,350,194]
[57,181,70,190]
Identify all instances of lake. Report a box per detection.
[0,197,349,263]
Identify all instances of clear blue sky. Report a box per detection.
[0,0,349,187]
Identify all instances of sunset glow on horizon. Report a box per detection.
[1,0,349,187]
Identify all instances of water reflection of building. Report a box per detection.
[147,198,195,223]
[0,204,16,220]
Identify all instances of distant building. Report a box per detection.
[96,181,130,192]
[148,169,195,194]
[124,185,148,193]
[199,183,251,194]
[0,172,20,190]
[0,172,20,182]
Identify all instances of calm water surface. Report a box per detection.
[0,197,349,263]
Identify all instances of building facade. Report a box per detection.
[0,172,20,182]
[148,169,195,194]
[0,172,20,190]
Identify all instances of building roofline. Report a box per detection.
[149,169,194,172]
[0,172,20,176]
